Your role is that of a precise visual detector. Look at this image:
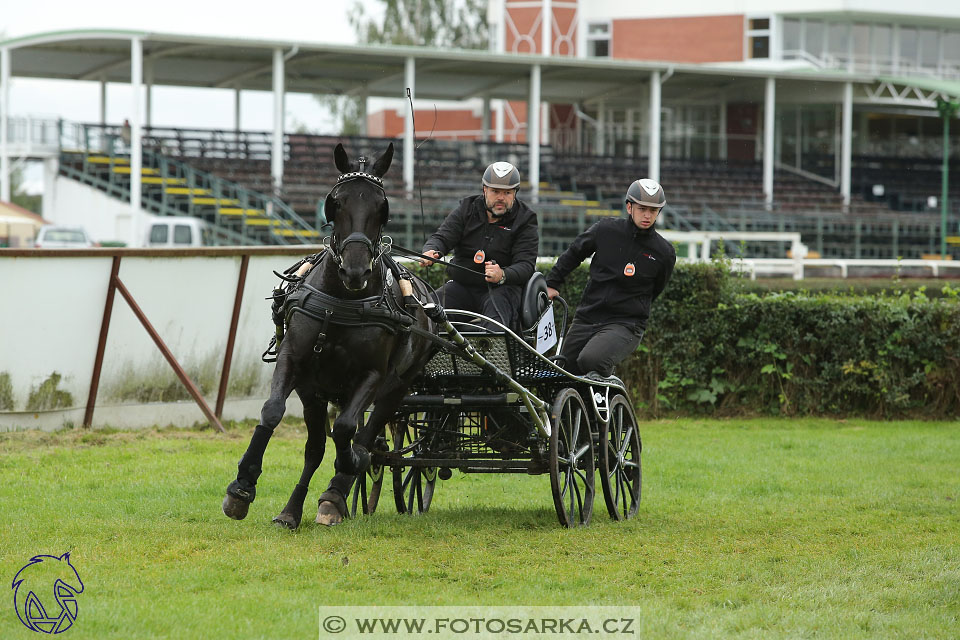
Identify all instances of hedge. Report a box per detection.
[406,260,960,418]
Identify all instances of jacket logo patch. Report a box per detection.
[474,249,486,264]
[624,263,636,276]
[643,253,656,261]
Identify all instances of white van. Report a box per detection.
[145,217,213,248]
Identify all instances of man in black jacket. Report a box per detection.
[419,161,539,330]
[546,178,676,378]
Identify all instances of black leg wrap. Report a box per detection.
[334,444,370,476]
[317,489,348,519]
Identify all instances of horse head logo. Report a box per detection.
[12,553,84,634]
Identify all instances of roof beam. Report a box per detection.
[78,44,211,81]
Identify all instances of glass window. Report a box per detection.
[919,28,939,67]
[873,24,892,62]
[783,19,801,53]
[750,18,770,30]
[586,21,610,58]
[852,24,870,61]
[750,36,770,59]
[899,27,918,65]
[149,225,168,244]
[827,22,848,57]
[173,224,193,245]
[945,30,960,62]
[805,20,825,58]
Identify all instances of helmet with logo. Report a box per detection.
[482,162,521,190]
[625,178,667,209]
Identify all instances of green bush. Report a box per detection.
[407,259,960,418]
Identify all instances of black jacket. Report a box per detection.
[422,195,539,288]
[546,217,676,330]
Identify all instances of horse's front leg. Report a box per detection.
[315,371,381,525]
[272,388,328,530]
[222,352,298,520]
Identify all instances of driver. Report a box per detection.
[546,178,676,378]
[419,161,539,331]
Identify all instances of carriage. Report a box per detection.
[347,272,643,528]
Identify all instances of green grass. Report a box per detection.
[1,418,958,639]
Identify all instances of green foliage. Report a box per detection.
[0,372,14,410]
[349,0,489,49]
[25,372,74,411]
[321,0,489,134]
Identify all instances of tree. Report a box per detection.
[321,0,489,134]
[11,165,42,214]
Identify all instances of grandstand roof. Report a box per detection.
[0,29,926,106]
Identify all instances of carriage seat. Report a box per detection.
[520,272,550,332]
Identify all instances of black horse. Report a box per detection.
[222,142,438,527]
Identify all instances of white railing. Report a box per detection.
[730,257,960,280]
[4,116,62,157]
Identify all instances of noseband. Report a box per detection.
[327,168,388,268]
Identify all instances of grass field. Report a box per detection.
[1,418,958,639]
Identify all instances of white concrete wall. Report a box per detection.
[42,170,132,245]
[0,252,307,430]
[578,0,960,22]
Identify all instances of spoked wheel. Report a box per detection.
[549,388,595,527]
[599,394,642,520]
[390,415,437,515]
[348,429,387,517]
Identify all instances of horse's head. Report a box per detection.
[324,142,394,291]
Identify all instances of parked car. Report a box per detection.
[145,217,213,248]
[34,226,95,248]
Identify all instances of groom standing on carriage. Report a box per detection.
[418,162,539,331]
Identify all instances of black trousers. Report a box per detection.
[559,321,643,377]
[436,280,523,331]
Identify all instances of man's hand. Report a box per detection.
[547,286,560,300]
[419,250,441,267]
[484,261,505,284]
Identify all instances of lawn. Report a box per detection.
[1,418,957,639]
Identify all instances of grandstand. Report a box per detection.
[1,0,959,261]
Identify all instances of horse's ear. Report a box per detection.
[371,143,394,178]
[334,143,352,174]
[323,192,337,224]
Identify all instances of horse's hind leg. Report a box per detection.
[273,391,328,530]
[317,375,406,526]
[222,356,297,520]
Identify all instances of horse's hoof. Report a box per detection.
[222,493,250,520]
[272,513,300,530]
[315,501,343,526]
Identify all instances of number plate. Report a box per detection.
[535,306,558,354]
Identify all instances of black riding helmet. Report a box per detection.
[625,178,667,209]
[482,162,521,190]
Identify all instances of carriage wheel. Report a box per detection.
[349,429,387,517]
[549,388,595,527]
[390,416,437,515]
[599,394,642,521]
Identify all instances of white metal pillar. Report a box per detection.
[358,89,368,136]
[495,99,505,143]
[145,60,153,127]
[130,38,144,247]
[840,81,853,208]
[234,88,241,132]
[596,101,605,156]
[719,93,728,160]
[528,64,542,202]
[271,48,285,195]
[763,76,775,206]
[649,71,661,183]
[542,0,552,56]
[99,79,108,127]
[482,95,491,141]
[0,47,10,203]
[404,56,415,197]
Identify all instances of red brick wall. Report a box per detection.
[612,15,743,63]
[368,109,484,140]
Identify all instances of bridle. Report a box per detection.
[327,162,390,269]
